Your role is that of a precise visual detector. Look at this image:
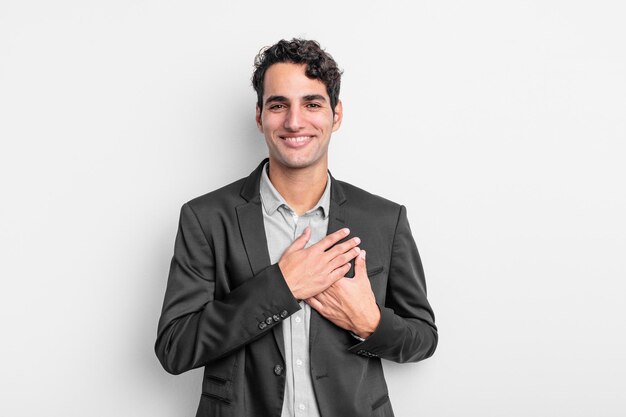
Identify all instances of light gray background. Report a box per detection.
[1,1,625,416]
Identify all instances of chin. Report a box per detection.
[274,155,322,170]
[282,160,314,169]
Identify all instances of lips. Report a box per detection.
[280,135,313,148]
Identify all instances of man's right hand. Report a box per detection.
[278,227,361,300]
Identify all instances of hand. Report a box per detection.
[305,249,381,339]
[278,227,361,300]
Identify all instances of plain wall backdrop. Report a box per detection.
[1,1,625,416]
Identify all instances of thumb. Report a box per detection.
[285,226,311,254]
[354,249,367,279]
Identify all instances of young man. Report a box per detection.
[155,39,437,417]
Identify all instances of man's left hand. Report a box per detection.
[305,249,381,339]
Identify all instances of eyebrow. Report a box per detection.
[264,94,327,105]
[303,94,327,102]
[265,95,288,104]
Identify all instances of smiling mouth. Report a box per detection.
[281,135,313,143]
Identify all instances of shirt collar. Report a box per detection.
[259,161,331,219]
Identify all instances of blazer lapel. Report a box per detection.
[237,159,290,360]
[236,159,271,275]
[236,201,270,276]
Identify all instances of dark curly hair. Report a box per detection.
[252,38,342,114]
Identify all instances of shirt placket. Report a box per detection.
[291,209,312,416]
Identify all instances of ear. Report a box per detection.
[331,100,343,132]
[255,105,263,132]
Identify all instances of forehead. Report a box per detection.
[263,63,329,100]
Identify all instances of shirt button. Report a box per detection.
[295,316,302,323]
[296,359,303,366]
[299,404,306,411]
[273,364,284,376]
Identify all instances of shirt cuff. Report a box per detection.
[349,332,366,342]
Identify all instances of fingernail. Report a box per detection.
[355,247,361,253]
[343,228,350,235]
[360,250,366,259]
[354,237,361,244]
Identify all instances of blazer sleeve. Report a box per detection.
[347,205,438,363]
[155,203,301,375]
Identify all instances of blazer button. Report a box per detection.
[274,364,284,376]
[258,322,267,330]
[265,317,273,325]
[280,310,288,318]
[272,314,280,322]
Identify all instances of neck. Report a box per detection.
[267,158,329,216]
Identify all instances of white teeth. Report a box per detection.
[284,136,310,142]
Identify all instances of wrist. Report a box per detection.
[353,307,381,339]
[278,261,298,298]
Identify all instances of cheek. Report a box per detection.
[310,115,335,131]
[261,114,283,132]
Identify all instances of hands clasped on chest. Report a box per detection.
[278,227,381,339]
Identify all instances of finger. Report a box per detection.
[354,249,367,279]
[314,227,351,251]
[305,296,324,312]
[328,246,360,271]
[326,236,361,259]
[329,262,352,282]
[354,250,367,276]
[284,226,311,254]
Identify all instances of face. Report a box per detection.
[256,63,342,171]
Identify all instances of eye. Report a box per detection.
[306,103,322,108]
[268,104,286,110]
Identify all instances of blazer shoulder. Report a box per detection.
[337,180,402,211]
[336,179,404,225]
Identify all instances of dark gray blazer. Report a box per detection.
[155,159,437,417]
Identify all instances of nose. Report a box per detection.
[284,106,304,131]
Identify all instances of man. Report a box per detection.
[155,39,437,417]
